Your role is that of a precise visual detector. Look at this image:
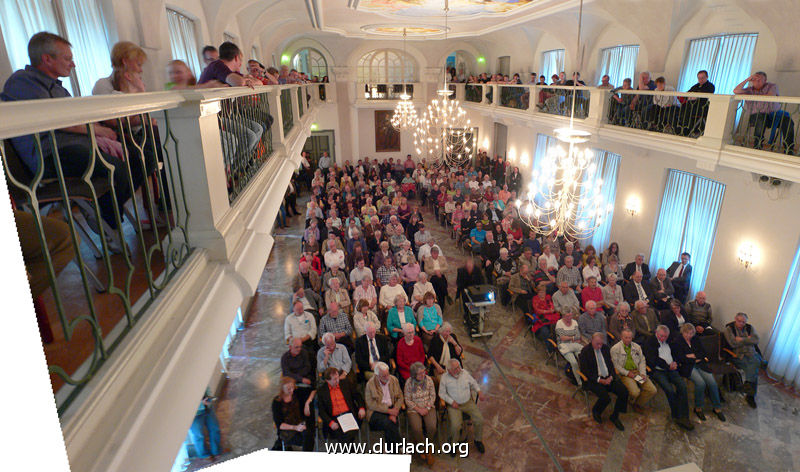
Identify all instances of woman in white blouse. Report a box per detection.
[582,255,602,287]
[353,299,380,337]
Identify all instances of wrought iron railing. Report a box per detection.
[730,95,799,155]
[1,102,191,414]
[280,88,294,137]
[535,86,591,118]
[605,89,713,138]
[500,85,530,110]
[465,84,482,103]
[218,91,275,202]
[362,83,415,100]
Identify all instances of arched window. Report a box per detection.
[357,49,416,83]
[292,48,328,79]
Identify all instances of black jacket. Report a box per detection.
[671,336,710,378]
[623,280,656,306]
[623,262,651,282]
[578,343,616,383]
[456,267,485,300]
[317,378,364,430]
[355,333,393,374]
[642,335,675,371]
[428,333,463,369]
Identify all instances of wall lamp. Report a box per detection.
[625,195,641,217]
[737,242,757,269]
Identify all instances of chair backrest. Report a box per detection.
[1,140,35,205]
[697,333,721,362]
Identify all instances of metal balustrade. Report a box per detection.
[280,89,294,136]
[606,89,713,138]
[535,86,591,118]
[297,86,305,118]
[465,84,482,103]
[500,85,530,110]
[731,96,799,155]
[362,83,415,100]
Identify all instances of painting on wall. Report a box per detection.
[375,110,401,152]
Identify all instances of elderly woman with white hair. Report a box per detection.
[404,361,437,466]
[396,323,426,385]
[427,322,463,382]
[411,271,435,307]
[324,277,351,313]
[387,293,416,340]
[416,291,443,349]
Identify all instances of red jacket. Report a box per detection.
[530,295,559,333]
[396,335,426,379]
[581,286,603,309]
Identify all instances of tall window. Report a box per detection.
[649,170,725,298]
[293,48,327,78]
[357,49,415,83]
[765,236,800,389]
[540,49,564,83]
[0,0,111,96]
[580,150,620,252]
[597,45,638,87]
[166,9,202,78]
[678,33,757,94]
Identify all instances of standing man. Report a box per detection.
[318,151,332,175]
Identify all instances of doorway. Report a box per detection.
[302,130,335,166]
[493,122,507,159]
[497,56,510,77]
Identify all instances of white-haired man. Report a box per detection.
[439,359,485,455]
[364,361,404,445]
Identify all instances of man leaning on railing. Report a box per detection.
[733,72,796,155]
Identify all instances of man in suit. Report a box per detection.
[317,368,366,442]
[666,252,692,303]
[578,332,628,431]
[623,271,655,306]
[355,322,393,382]
[649,268,675,309]
[631,300,659,344]
[642,325,693,430]
[623,253,651,282]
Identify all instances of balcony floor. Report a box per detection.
[190,193,800,472]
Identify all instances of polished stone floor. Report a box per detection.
[188,194,800,472]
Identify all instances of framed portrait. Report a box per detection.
[374,110,400,152]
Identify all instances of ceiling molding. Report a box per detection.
[306,0,321,29]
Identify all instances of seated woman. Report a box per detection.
[271,377,316,451]
[404,362,437,466]
[353,299,381,338]
[582,255,603,286]
[529,283,560,341]
[352,274,378,311]
[395,323,426,385]
[416,292,443,349]
[673,323,726,422]
[603,254,624,284]
[411,272,435,308]
[581,245,599,267]
[401,255,421,295]
[427,322,463,383]
[299,250,322,275]
[387,295,417,340]
[325,277,351,313]
[554,308,584,386]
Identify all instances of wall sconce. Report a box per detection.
[625,195,641,217]
[520,151,529,166]
[737,242,757,269]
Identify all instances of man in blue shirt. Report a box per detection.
[1,32,142,248]
[469,221,487,254]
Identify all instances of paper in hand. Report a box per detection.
[337,412,358,432]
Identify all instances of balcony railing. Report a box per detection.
[465,84,482,103]
[536,85,591,118]
[604,88,713,138]
[499,85,530,110]
[0,83,316,415]
[297,86,304,119]
[362,83,416,100]
[731,95,799,155]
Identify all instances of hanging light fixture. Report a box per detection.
[515,0,611,239]
[390,28,419,131]
[412,0,472,169]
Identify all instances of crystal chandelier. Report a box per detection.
[412,0,472,169]
[390,28,418,131]
[514,0,610,239]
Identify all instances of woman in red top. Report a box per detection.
[396,323,426,385]
[529,283,560,341]
[299,250,322,275]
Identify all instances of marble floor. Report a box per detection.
[187,194,800,472]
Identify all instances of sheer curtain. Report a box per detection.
[678,33,758,94]
[583,150,621,252]
[596,45,638,88]
[540,49,564,83]
[531,133,557,206]
[0,0,66,90]
[765,236,800,389]
[650,169,725,298]
[167,9,203,79]
[60,0,111,96]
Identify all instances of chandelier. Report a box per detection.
[514,0,610,239]
[391,28,418,131]
[412,0,472,169]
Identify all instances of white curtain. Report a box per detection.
[765,236,800,389]
[583,151,621,251]
[167,9,203,79]
[540,49,564,83]
[0,0,68,92]
[678,33,757,94]
[596,45,638,88]
[60,0,111,96]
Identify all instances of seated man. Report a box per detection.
[643,325,693,430]
[666,252,692,304]
[623,254,651,282]
[349,258,373,290]
[685,291,713,335]
[318,303,354,354]
[365,362,404,446]
[325,278,351,314]
[631,300,659,345]
[355,322,393,382]
[295,261,321,294]
[284,301,317,351]
[281,336,316,391]
[610,329,656,413]
[317,367,365,443]
[552,280,581,316]
[493,248,517,304]
[439,359,486,455]
[531,257,557,294]
[723,313,762,408]
[733,72,796,154]
[578,332,628,430]
[323,239,346,271]
[649,268,674,309]
[578,301,607,344]
[469,221,487,253]
[480,231,501,280]
[414,223,432,249]
[375,256,399,288]
[317,333,352,379]
[608,78,635,125]
[623,271,655,306]
[607,302,636,343]
[581,276,604,312]
[509,263,535,313]
[557,255,582,291]
[322,265,348,292]
[424,247,449,305]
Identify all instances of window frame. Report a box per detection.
[357,49,416,83]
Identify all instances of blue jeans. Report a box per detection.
[689,368,721,409]
[651,369,689,419]
[188,408,221,458]
[733,352,762,395]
